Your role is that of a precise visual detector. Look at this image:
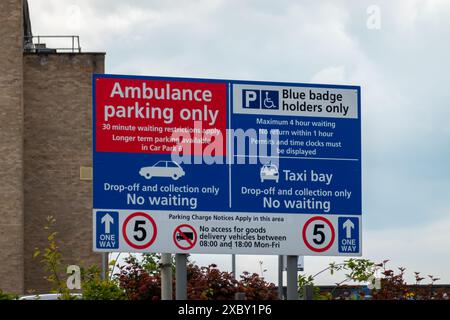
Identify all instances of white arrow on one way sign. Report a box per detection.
[101,213,114,234]
[343,219,355,238]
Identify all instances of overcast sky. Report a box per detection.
[30,0,450,285]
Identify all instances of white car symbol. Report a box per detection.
[260,162,279,183]
[139,161,185,180]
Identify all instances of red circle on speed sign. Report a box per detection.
[122,212,157,250]
[302,216,335,253]
[173,224,197,250]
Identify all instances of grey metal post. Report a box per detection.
[278,255,284,299]
[286,255,298,300]
[231,254,236,279]
[175,253,188,300]
[101,252,109,280]
[235,292,246,300]
[303,285,314,300]
[161,253,173,300]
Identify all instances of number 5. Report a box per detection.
[133,220,147,241]
[313,224,325,245]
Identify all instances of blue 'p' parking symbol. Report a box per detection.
[242,89,260,109]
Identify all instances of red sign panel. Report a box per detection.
[95,77,227,155]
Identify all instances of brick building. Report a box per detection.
[0,0,105,293]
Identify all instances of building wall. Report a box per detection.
[23,53,105,293]
[0,0,106,294]
[0,0,25,294]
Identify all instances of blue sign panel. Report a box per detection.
[95,211,119,249]
[93,74,361,256]
[338,217,360,253]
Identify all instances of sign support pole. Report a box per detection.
[231,254,236,279]
[278,255,284,299]
[161,253,173,300]
[175,253,187,300]
[101,252,109,280]
[286,255,298,300]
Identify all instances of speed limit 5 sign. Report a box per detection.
[302,216,335,253]
[122,212,157,250]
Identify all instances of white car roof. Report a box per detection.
[19,293,82,300]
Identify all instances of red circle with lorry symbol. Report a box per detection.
[302,216,335,253]
[173,224,197,250]
[122,212,157,249]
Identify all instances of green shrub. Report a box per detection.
[0,289,18,300]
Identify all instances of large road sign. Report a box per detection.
[93,74,361,256]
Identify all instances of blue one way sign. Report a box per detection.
[95,211,119,249]
[338,217,360,253]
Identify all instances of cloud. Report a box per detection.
[311,66,347,84]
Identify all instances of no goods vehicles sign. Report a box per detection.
[92,74,362,256]
[173,224,198,251]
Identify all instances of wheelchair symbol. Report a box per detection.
[262,90,279,109]
[263,92,276,109]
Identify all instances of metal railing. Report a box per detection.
[24,35,81,53]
